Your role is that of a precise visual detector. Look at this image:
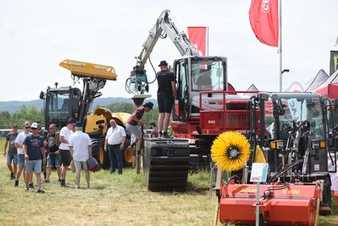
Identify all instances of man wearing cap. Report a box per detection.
[126,102,153,145]
[105,119,126,174]
[59,118,75,187]
[156,60,176,138]
[45,123,61,183]
[14,121,31,187]
[23,122,45,193]
[4,125,18,180]
[69,124,92,189]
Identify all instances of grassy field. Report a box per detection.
[0,138,337,226]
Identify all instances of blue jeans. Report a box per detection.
[25,160,42,173]
[6,151,17,165]
[108,144,123,174]
[17,154,25,168]
[47,152,61,168]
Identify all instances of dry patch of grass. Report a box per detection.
[0,138,215,226]
[0,138,336,225]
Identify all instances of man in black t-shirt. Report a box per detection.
[45,124,61,183]
[156,60,176,138]
[4,125,18,180]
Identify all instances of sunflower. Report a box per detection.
[211,131,250,172]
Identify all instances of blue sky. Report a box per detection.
[0,0,337,101]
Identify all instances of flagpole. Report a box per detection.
[278,0,283,92]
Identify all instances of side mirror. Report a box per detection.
[39,91,45,100]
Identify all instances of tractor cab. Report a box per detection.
[40,86,81,129]
[251,92,334,173]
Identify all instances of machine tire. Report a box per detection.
[320,175,332,215]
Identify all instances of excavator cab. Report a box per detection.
[174,56,227,122]
[40,59,117,129]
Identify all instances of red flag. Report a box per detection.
[187,27,207,56]
[249,0,279,47]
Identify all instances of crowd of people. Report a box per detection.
[3,60,176,193]
[3,101,156,193]
[3,119,94,193]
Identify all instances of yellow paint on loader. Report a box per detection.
[60,59,117,80]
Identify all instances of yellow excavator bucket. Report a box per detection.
[59,59,117,81]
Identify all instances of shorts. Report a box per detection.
[25,160,42,173]
[126,124,142,139]
[17,154,25,168]
[157,93,174,113]
[74,160,88,171]
[6,151,17,165]
[47,152,61,168]
[60,149,72,166]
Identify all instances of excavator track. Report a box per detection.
[144,139,190,192]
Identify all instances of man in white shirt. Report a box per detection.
[59,118,75,187]
[69,125,92,189]
[105,119,126,174]
[14,121,31,187]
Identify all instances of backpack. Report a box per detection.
[87,157,100,172]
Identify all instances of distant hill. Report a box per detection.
[0,97,153,113]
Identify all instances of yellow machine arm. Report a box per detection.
[59,59,117,81]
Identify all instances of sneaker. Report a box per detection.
[29,183,34,189]
[45,179,50,183]
[26,185,29,191]
[37,189,45,193]
[10,173,15,180]
[14,180,19,187]
[60,179,66,187]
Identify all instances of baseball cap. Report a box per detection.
[143,102,154,109]
[31,122,39,129]
[158,60,168,67]
[24,121,30,127]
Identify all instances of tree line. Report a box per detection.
[0,103,158,129]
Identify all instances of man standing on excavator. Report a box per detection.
[156,60,176,138]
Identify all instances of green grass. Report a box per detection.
[0,138,337,225]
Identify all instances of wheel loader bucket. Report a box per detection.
[60,59,117,80]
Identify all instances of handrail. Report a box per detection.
[199,90,258,131]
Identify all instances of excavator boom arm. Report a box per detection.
[136,9,199,68]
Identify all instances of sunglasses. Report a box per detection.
[25,126,30,129]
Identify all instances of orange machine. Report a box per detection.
[219,181,321,226]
